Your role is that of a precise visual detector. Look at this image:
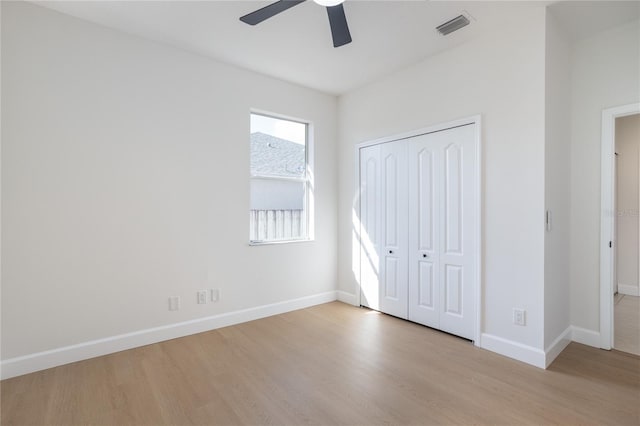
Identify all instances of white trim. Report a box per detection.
[355,116,482,149]
[0,291,338,380]
[354,142,363,308]
[474,116,483,348]
[337,291,358,306]
[480,333,546,369]
[571,326,601,348]
[250,175,307,183]
[600,103,640,350]
[248,109,314,245]
[249,238,313,247]
[354,115,483,346]
[481,326,601,369]
[250,108,310,126]
[480,328,575,369]
[617,284,640,296]
[544,326,572,368]
[306,117,315,242]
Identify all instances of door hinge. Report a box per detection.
[609,241,612,248]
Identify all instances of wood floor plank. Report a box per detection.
[615,295,640,355]
[2,301,639,425]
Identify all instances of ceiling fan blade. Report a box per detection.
[326,4,352,48]
[240,0,306,25]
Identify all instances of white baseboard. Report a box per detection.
[571,326,601,348]
[618,284,640,296]
[544,326,572,368]
[337,291,358,306]
[1,291,338,380]
[480,333,546,369]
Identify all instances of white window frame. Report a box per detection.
[249,110,314,245]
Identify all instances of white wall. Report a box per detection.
[615,114,640,295]
[338,6,547,351]
[1,2,338,361]
[543,10,572,350]
[570,19,640,332]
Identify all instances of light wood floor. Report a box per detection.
[615,294,640,356]
[2,302,639,425]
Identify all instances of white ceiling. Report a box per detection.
[33,1,639,95]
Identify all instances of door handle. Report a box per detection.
[423,253,428,258]
[388,250,393,254]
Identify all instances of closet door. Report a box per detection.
[438,125,475,340]
[408,135,441,329]
[379,141,409,319]
[359,144,382,310]
[408,124,476,340]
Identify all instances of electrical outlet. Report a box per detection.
[211,288,220,303]
[169,296,180,311]
[197,290,207,304]
[513,308,526,326]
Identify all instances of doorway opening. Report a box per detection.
[613,113,640,355]
[600,103,640,355]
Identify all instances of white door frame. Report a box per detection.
[600,103,640,350]
[354,115,482,346]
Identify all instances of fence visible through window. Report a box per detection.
[249,209,304,242]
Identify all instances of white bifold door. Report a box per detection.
[359,124,477,340]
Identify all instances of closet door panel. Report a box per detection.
[384,153,399,248]
[438,125,476,340]
[418,261,435,308]
[385,257,399,299]
[359,145,382,310]
[418,149,435,252]
[444,143,463,255]
[440,141,465,320]
[379,141,408,319]
[444,264,463,315]
[408,137,440,327]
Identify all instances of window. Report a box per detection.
[249,112,312,243]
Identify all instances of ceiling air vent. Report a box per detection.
[436,14,470,36]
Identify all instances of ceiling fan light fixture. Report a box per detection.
[240,0,352,48]
[313,0,344,7]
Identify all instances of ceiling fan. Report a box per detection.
[240,0,352,48]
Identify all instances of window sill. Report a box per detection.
[249,238,314,246]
